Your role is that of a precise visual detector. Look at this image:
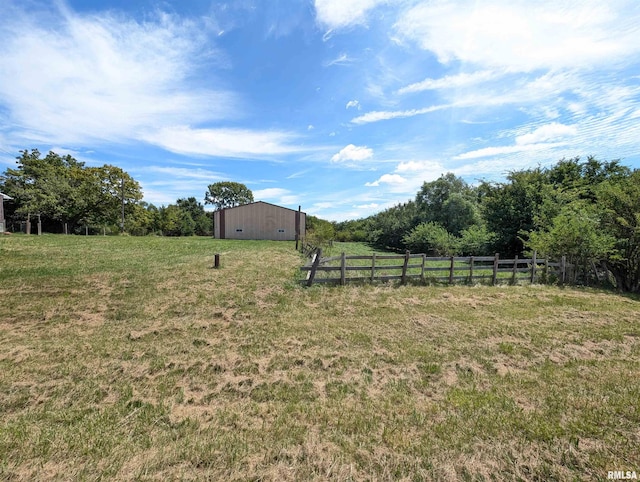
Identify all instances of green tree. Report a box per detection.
[526,201,615,280]
[457,225,496,256]
[597,172,640,292]
[479,168,553,256]
[204,182,254,210]
[403,222,458,256]
[177,197,211,236]
[1,150,143,233]
[416,173,479,235]
[305,215,335,248]
[366,201,417,251]
[157,205,184,236]
[84,165,143,230]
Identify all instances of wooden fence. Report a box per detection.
[301,250,572,287]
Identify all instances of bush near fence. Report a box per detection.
[301,249,573,287]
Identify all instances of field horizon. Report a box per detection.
[1,235,639,481]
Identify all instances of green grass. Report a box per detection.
[1,234,639,480]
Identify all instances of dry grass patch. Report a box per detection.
[1,235,639,480]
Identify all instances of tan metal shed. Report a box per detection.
[213,201,306,241]
[0,192,11,233]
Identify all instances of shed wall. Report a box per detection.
[214,202,305,240]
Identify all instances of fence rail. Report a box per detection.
[300,250,571,287]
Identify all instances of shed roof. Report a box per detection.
[218,201,305,214]
[0,192,12,200]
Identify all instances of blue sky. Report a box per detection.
[1,0,640,221]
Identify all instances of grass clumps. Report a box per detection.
[0,235,639,480]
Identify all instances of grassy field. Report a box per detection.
[1,235,639,481]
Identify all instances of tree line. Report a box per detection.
[3,150,639,292]
[0,150,254,236]
[318,156,639,292]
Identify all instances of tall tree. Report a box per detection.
[204,182,253,210]
[177,197,211,236]
[415,173,480,235]
[1,149,143,232]
[597,171,640,292]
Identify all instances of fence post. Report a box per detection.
[213,253,220,269]
[544,257,549,283]
[561,255,566,285]
[530,251,537,284]
[401,250,410,284]
[421,254,426,283]
[371,253,376,282]
[512,255,518,284]
[492,253,499,285]
[306,248,322,287]
[449,256,455,284]
[340,251,346,286]
[469,256,474,283]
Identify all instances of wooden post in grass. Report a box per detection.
[306,248,322,287]
[37,214,42,235]
[371,253,376,283]
[544,256,549,283]
[449,256,455,284]
[469,256,474,283]
[401,250,410,284]
[530,251,537,284]
[561,255,566,285]
[420,254,426,283]
[512,255,518,284]
[340,252,346,286]
[492,253,499,285]
[214,254,220,269]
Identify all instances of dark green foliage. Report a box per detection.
[1,149,142,233]
[457,225,496,256]
[366,201,417,251]
[596,171,640,292]
[403,222,457,256]
[480,168,551,256]
[177,197,211,236]
[415,173,480,235]
[204,181,254,210]
[305,215,335,248]
[526,201,615,275]
[333,219,368,242]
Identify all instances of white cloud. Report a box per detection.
[323,53,355,67]
[364,160,447,194]
[0,4,234,145]
[143,126,304,158]
[351,105,447,124]
[365,173,406,187]
[146,166,224,180]
[398,70,501,95]
[454,122,578,160]
[346,100,361,109]
[314,0,386,30]
[455,143,564,160]
[331,144,373,163]
[395,160,445,173]
[515,122,577,145]
[394,1,640,71]
[253,188,299,206]
[312,202,334,210]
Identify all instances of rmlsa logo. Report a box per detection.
[608,471,638,480]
